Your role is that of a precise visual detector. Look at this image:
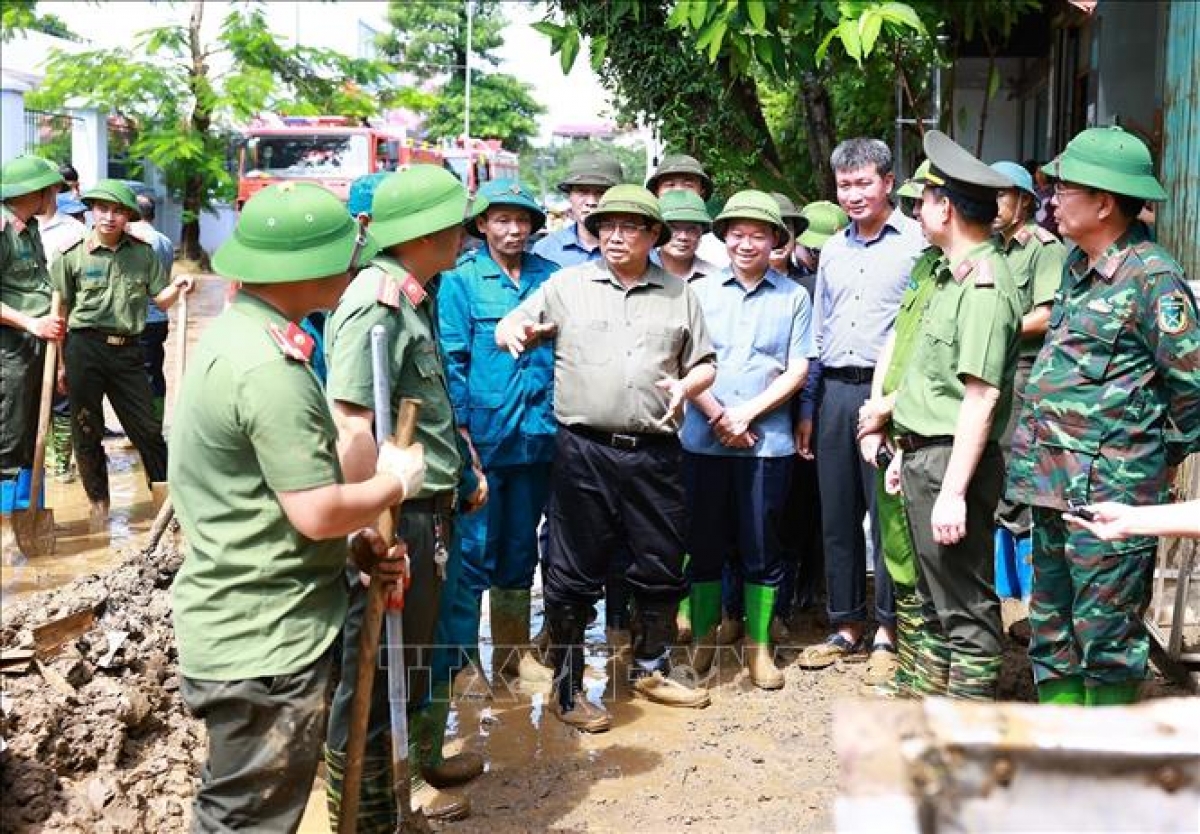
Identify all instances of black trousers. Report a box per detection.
[140,320,170,398]
[543,428,688,608]
[64,331,167,503]
[0,327,44,480]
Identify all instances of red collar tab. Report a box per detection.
[268,322,314,363]
[377,271,427,309]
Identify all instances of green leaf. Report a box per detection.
[666,2,691,30]
[814,26,838,65]
[837,18,862,64]
[858,10,882,57]
[690,0,710,31]
[706,18,728,62]
[559,27,581,74]
[875,2,924,33]
[590,34,608,72]
[746,0,767,30]
[530,21,565,39]
[986,64,1001,99]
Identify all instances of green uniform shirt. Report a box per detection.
[882,247,941,396]
[1,205,52,318]
[893,240,1021,440]
[325,256,462,497]
[170,293,346,680]
[997,222,1068,357]
[51,229,168,335]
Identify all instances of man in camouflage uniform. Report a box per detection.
[1006,127,1200,706]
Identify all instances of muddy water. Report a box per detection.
[0,273,227,604]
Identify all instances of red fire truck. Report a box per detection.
[442,138,520,193]
[236,116,444,207]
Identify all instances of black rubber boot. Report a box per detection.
[546,601,610,732]
[630,600,711,709]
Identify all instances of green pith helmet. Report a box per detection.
[770,192,810,238]
[81,179,140,218]
[797,200,850,250]
[896,160,932,199]
[467,178,546,239]
[370,165,486,249]
[213,182,379,284]
[712,189,790,245]
[645,154,714,200]
[659,189,712,228]
[582,184,670,246]
[556,153,623,193]
[1043,126,1167,201]
[1,155,65,201]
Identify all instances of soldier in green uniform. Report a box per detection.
[988,160,1068,595]
[1,156,66,506]
[323,165,488,828]
[170,181,425,834]
[50,180,193,524]
[1006,127,1200,706]
[887,132,1022,701]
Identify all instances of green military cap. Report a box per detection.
[712,189,790,246]
[896,160,932,199]
[797,200,849,250]
[370,164,487,249]
[645,154,714,200]
[582,184,670,246]
[1,155,65,200]
[1043,126,1167,201]
[213,181,379,284]
[81,179,140,218]
[659,189,712,228]
[556,153,623,193]
[770,192,810,238]
[919,130,1012,202]
[467,178,546,238]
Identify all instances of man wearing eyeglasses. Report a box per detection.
[496,185,717,732]
[1006,127,1200,707]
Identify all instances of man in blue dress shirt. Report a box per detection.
[532,153,622,268]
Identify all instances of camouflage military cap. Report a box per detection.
[557,153,623,193]
[1,155,65,200]
[1043,126,1167,201]
[467,178,546,238]
[645,154,714,200]
[920,131,1012,202]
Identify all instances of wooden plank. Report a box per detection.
[32,607,98,658]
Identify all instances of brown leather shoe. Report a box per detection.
[631,670,711,708]
[423,750,485,789]
[745,641,784,690]
[415,785,471,822]
[552,691,612,733]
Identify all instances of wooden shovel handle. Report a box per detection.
[27,292,61,508]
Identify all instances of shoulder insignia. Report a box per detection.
[398,272,427,307]
[1032,225,1058,245]
[1157,292,1191,335]
[973,259,995,288]
[951,258,976,284]
[376,273,402,309]
[268,322,315,362]
[1014,226,1033,246]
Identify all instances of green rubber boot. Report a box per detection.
[323,746,396,834]
[411,683,484,788]
[745,584,784,690]
[677,553,693,642]
[1086,681,1141,706]
[1038,676,1085,705]
[47,413,73,478]
[490,588,552,682]
[688,580,722,675]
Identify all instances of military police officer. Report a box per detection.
[1006,127,1200,706]
[170,181,424,834]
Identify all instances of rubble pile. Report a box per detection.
[0,528,201,833]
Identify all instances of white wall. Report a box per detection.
[950,57,1024,163]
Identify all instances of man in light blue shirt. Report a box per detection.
[682,191,812,691]
[133,194,175,422]
[532,153,622,268]
[796,138,924,678]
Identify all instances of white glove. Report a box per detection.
[377,441,425,500]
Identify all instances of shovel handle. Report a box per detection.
[27,292,62,509]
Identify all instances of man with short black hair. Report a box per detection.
[532,153,622,268]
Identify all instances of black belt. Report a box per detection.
[75,328,136,347]
[824,365,875,384]
[402,491,456,516]
[564,423,677,452]
[895,433,955,452]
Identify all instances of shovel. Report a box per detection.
[339,322,427,834]
[12,292,61,558]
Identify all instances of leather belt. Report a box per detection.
[895,433,955,453]
[824,365,875,384]
[76,328,135,347]
[402,491,456,516]
[564,423,677,452]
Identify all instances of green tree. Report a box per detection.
[519,138,647,203]
[380,1,544,152]
[27,0,393,261]
[1,0,79,42]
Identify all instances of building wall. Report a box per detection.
[1092,0,1166,144]
[950,57,1025,163]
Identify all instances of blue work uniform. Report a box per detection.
[531,222,601,268]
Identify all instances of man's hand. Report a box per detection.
[1064,501,1134,541]
[377,441,426,501]
[655,377,688,427]
[463,470,488,514]
[859,431,884,466]
[349,528,410,607]
[56,364,68,396]
[930,490,967,545]
[174,274,196,294]
[857,397,890,439]
[884,449,904,495]
[495,319,556,359]
[28,314,65,342]
[795,418,814,460]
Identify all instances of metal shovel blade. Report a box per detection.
[11,508,55,559]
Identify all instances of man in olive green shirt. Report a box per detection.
[1,156,66,493]
[51,180,192,524]
[497,185,717,732]
[323,165,488,827]
[171,181,424,834]
[882,132,1021,701]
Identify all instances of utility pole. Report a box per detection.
[464,0,474,141]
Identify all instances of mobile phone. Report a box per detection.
[1067,501,1096,521]
[875,446,894,469]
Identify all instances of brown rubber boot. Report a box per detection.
[689,627,718,679]
[424,751,485,789]
[414,784,471,821]
[714,614,743,646]
[631,670,711,708]
[552,691,613,733]
[745,641,785,690]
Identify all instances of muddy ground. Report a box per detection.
[2,524,1189,833]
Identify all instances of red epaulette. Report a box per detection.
[1032,225,1059,245]
[952,258,976,284]
[267,322,315,363]
[376,271,427,309]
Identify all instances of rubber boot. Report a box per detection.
[547,601,610,732]
[1086,681,1140,706]
[630,601,711,708]
[947,653,1002,701]
[744,584,784,690]
[676,553,693,642]
[490,588,553,683]
[1038,676,1085,705]
[688,581,722,677]
[150,482,169,512]
[323,747,397,834]
[452,653,492,700]
[714,613,743,646]
[411,682,484,789]
[893,588,922,697]
[47,413,74,480]
[88,500,110,532]
[910,622,951,697]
